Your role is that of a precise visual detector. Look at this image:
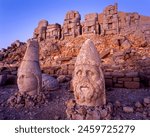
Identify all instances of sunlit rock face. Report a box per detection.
[72,39,106,106]
[17,39,42,96]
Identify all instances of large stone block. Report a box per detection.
[42,74,59,91]
[112,72,124,77]
[124,81,140,89]
[114,83,123,88]
[126,72,138,77]
[118,77,132,82]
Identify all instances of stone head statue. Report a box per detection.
[72,39,106,106]
[17,39,42,96]
[34,20,48,40]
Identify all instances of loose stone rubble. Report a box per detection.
[66,99,112,120]
[7,92,46,108]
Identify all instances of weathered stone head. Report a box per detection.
[17,39,42,96]
[34,20,48,40]
[65,10,81,22]
[72,39,106,106]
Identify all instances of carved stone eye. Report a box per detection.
[86,70,93,76]
[76,70,82,76]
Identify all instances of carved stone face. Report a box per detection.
[18,73,37,95]
[73,64,105,106]
[72,39,106,107]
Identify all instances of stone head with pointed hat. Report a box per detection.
[72,39,106,106]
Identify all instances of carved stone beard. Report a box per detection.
[75,76,95,104]
[73,64,105,106]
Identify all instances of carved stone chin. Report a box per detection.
[72,39,106,107]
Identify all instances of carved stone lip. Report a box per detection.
[79,85,92,93]
[80,85,89,88]
[80,86,89,90]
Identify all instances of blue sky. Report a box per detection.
[0,0,150,49]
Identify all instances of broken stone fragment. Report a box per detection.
[114,100,121,107]
[42,74,59,91]
[121,39,131,49]
[123,106,134,113]
[66,99,112,120]
[100,109,108,118]
[144,97,150,104]
[135,101,143,108]
[57,75,67,83]
[7,91,46,109]
[65,99,76,109]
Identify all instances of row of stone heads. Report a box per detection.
[33,3,119,40]
[17,38,106,107]
[33,3,140,41]
[33,11,101,40]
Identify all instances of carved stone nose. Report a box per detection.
[82,71,87,77]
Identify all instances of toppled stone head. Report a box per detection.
[17,39,42,96]
[72,39,106,106]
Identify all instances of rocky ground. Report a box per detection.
[0,82,149,120]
